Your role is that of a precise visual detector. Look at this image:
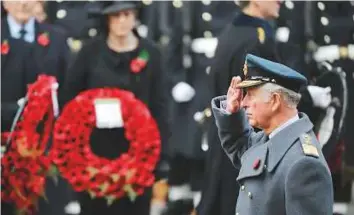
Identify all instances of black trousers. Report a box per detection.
[1,202,15,215]
[167,154,205,191]
[78,188,152,215]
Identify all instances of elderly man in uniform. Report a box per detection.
[211,54,333,215]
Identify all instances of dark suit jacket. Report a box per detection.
[2,19,70,87]
[32,21,70,86]
[1,37,38,131]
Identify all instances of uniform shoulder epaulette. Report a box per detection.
[257,27,265,44]
[300,134,319,158]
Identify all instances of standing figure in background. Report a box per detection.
[60,1,170,215]
[2,0,70,87]
[2,1,73,215]
[304,0,354,205]
[1,7,39,213]
[275,1,307,73]
[164,0,239,214]
[1,1,39,134]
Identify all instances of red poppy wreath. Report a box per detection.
[1,75,58,214]
[50,88,161,204]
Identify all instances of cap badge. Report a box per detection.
[243,62,248,76]
[257,27,265,44]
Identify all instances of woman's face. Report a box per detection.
[108,9,136,37]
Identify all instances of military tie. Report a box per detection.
[19,27,27,41]
[265,135,270,142]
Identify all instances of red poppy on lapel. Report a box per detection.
[253,159,261,170]
[130,49,149,74]
[37,32,50,47]
[1,40,10,55]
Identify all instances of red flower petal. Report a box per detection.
[253,159,261,170]
[1,41,9,55]
[37,33,50,47]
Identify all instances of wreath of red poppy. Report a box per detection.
[1,75,57,214]
[50,88,161,204]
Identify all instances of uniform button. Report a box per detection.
[142,0,153,5]
[248,192,253,199]
[67,38,83,52]
[204,31,213,38]
[183,54,192,68]
[241,185,245,191]
[56,0,63,2]
[321,17,329,26]
[317,2,325,11]
[160,35,170,46]
[202,0,211,5]
[202,12,212,22]
[204,108,212,118]
[324,35,331,44]
[56,9,67,19]
[205,66,211,75]
[172,0,183,8]
[88,28,97,37]
[285,1,294,10]
[236,213,239,215]
[183,34,191,45]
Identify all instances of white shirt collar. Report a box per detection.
[269,114,299,139]
[7,15,36,43]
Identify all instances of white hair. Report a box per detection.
[259,83,302,108]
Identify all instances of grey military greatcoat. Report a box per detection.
[211,96,333,215]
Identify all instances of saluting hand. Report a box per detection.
[226,76,243,113]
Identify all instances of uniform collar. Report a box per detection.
[232,12,274,39]
[269,114,299,139]
[7,15,35,43]
[267,113,314,172]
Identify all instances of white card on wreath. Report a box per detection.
[94,98,124,129]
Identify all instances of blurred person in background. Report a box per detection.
[59,1,170,215]
[2,0,70,87]
[164,1,240,214]
[2,1,72,214]
[1,4,39,214]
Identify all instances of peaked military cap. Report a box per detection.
[238,54,308,92]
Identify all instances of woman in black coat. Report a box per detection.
[60,1,169,215]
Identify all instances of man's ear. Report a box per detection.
[270,93,281,112]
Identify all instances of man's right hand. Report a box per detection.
[226,76,243,113]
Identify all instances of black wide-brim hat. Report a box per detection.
[101,1,140,15]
